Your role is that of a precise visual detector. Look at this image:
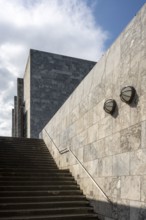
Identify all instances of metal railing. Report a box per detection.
[44,129,69,154]
[43,128,111,203]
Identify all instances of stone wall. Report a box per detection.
[24,57,31,137]
[12,78,24,137]
[13,96,17,137]
[17,78,24,137]
[12,109,15,137]
[30,49,96,138]
[41,4,146,220]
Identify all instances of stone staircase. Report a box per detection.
[0,137,98,220]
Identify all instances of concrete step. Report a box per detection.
[0,142,46,145]
[0,167,60,170]
[0,172,72,177]
[0,189,83,197]
[0,180,77,186]
[0,168,60,172]
[0,153,53,157]
[0,148,48,152]
[0,159,55,164]
[0,169,70,174]
[0,163,57,167]
[0,176,74,181]
[0,195,86,203]
[0,213,98,219]
[0,154,53,159]
[0,152,52,155]
[0,148,48,151]
[0,152,53,156]
[0,207,94,217]
[0,184,80,191]
[2,167,58,170]
[0,166,59,169]
[0,164,57,167]
[0,143,47,147]
[0,201,90,210]
[0,137,45,144]
[0,161,56,164]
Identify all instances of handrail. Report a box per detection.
[43,128,111,203]
[69,148,111,203]
[44,129,69,154]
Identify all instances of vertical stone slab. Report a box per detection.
[121,176,140,200]
[12,109,15,137]
[141,120,146,148]
[30,49,96,138]
[113,153,130,176]
[17,78,24,137]
[14,96,18,137]
[24,56,31,138]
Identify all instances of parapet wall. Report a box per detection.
[41,4,146,220]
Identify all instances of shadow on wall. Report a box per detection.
[88,198,146,220]
[130,91,139,108]
[112,104,119,119]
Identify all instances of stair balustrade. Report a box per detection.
[43,128,111,203]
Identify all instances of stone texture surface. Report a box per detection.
[13,51,95,138]
[130,200,146,220]
[113,153,129,176]
[41,4,146,220]
[13,96,17,137]
[24,57,31,137]
[121,176,140,200]
[140,176,146,202]
[30,49,96,138]
[99,156,113,177]
[141,120,146,148]
[12,109,14,137]
[16,78,24,137]
[128,124,141,151]
[130,149,146,175]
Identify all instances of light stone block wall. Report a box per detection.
[40,4,146,220]
[24,57,31,137]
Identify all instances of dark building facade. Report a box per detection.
[12,79,24,137]
[12,49,96,138]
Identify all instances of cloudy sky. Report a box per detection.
[0,0,145,136]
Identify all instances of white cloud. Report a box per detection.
[0,0,109,136]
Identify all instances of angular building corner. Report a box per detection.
[12,49,96,138]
